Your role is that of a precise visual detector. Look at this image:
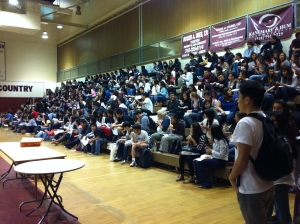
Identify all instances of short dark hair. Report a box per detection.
[247,41,254,46]
[122,121,132,128]
[170,113,178,121]
[271,35,278,40]
[116,108,123,115]
[254,39,261,45]
[296,32,300,38]
[80,119,87,123]
[90,123,97,127]
[216,66,222,72]
[132,123,141,130]
[236,53,242,58]
[134,110,142,116]
[118,98,126,104]
[189,53,194,57]
[239,80,265,107]
[224,47,230,51]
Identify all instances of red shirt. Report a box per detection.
[32,110,39,119]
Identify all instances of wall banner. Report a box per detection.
[248,5,293,42]
[0,42,5,81]
[210,18,247,52]
[181,28,210,58]
[0,81,44,98]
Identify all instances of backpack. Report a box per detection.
[168,139,182,155]
[137,148,153,168]
[247,113,294,181]
[148,116,157,132]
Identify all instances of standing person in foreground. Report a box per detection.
[229,80,274,224]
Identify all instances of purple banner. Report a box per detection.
[181,28,210,58]
[210,18,246,52]
[248,5,293,42]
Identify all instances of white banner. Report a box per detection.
[0,42,5,81]
[0,81,44,98]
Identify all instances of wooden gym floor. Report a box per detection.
[0,127,295,224]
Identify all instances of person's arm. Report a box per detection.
[208,73,215,83]
[284,75,298,88]
[161,118,170,132]
[229,143,251,192]
[88,135,100,144]
[217,100,225,115]
[196,135,206,149]
[260,42,269,53]
[172,122,184,136]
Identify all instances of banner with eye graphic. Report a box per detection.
[248,5,293,42]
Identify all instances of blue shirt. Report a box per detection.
[127,89,134,96]
[158,87,169,99]
[218,96,237,112]
[4,113,13,121]
[244,48,254,58]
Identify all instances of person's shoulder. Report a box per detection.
[141,130,148,135]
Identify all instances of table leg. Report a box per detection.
[26,173,78,223]
[0,162,13,182]
[19,175,43,211]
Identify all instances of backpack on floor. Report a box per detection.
[137,148,153,168]
[168,139,182,155]
[247,113,294,181]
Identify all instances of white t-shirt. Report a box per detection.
[182,72,193,86]
[230,111,273,194]
[143,98,153,113]
[201,118,219,133]
[134,130,149,143]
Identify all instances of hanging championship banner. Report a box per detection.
[248,5,293,42]
[0,42,5,81]
[210,18,246,52]
[181,28,210,58]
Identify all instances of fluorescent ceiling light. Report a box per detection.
[57,24,63,29]
[42,31,48,39]
[9,0,18,5]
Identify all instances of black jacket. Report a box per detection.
[261,39,283,54]
[167,98,180,114]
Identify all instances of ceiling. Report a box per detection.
[0,0,149,44]
[44,0,148,44]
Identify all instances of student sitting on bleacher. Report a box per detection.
[200,108,219,144]
[149,110,170,149]
[166,92,180,115]
[129,124,149,167]
[176,123,206,183]
[111,109,134,135]
[275,65,298,102]
[194,124,229,189]
[217,87,237,126]
[114,121,133,164]
[134,110,150,133]
[176,91,191,119]
[183,92,203,127]
[150,81,169,107]
[138,93,153,116]
[159,114,184,153]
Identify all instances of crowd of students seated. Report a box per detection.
[1,33,300,223]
